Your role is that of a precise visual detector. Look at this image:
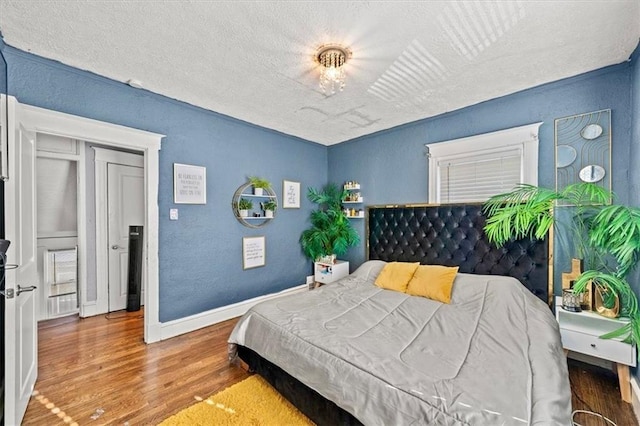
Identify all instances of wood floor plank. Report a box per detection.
[23,311,249,425]
[22,311,639,425]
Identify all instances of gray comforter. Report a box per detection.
[228,261,572,425]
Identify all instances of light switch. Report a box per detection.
[169,209,178,220]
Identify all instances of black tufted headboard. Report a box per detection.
[367,204,551,305]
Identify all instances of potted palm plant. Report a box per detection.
[249,176,272,196]
[482,182,640,346]
[300,183,360,263]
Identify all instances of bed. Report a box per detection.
[228,204,572,425]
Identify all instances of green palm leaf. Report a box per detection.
[483,183,640,352]
[300,183,360,260]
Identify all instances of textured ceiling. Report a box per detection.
[0,1,638,145]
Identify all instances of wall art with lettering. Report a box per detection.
[242,236,266,269]
[174,163,206,204]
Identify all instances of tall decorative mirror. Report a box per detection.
[555,109,611,205]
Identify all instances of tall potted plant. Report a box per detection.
[300,183,360,263]
[482,182,640,346]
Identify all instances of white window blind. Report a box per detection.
[426,122,541,203]
[439,149,522,203]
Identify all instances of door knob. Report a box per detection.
[111,245,122,250]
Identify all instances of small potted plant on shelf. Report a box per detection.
[300,183,360,264]
[261,200,277,218]
[237,198,253,217]
[249,176,272,196]
[482,182,640,347]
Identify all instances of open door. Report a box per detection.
[3,96,38,425]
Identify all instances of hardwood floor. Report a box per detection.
[23,310,249,425]
[23,311,638,425]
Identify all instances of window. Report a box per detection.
[426,122,541,203]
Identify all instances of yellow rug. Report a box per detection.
[159,375,314,425]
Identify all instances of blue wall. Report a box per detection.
[4,40,639,328]
[4,46,327,322]
[329,62,635,277]
[627,46,640,338]
[631,48,640,209]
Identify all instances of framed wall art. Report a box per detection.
[282,180,300,209]
[174,163,206,204]
[242,236,266,269]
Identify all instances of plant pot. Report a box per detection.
[594,286,619,318]
[254,188,264,196]
[265,210,274,218]
[239,209,249,218]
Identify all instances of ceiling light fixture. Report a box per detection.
[316,44,351,95]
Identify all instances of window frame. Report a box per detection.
[426,122,542,203]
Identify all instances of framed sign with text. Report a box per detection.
[242,236,266,269]
[282,180,300,209]
[174,163,206,204]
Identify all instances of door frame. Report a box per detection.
[20,99,164,343]
[94,148,143,314]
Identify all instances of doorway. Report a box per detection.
[4,96,163,425]
[108,163,144,312]
[93,148,144,313]
[21,100,163,343]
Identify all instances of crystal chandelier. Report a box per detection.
[316,44,351,95]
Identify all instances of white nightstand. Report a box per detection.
[313,260,349,288]
[555,296,637,402]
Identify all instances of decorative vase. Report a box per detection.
[561,288,582,312]
[594,286,619,318]
[265,210,274,218]
[239,209,248,217]
[254,188,264,196]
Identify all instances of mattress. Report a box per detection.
[229,261,571,425]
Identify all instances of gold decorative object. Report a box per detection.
[594,286,619,318]
[561,258,592,310]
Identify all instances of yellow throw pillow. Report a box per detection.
[406,265,459,304]
[374,262,420,292]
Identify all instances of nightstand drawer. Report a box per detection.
[314,261,349,284]
[560,328,635,366]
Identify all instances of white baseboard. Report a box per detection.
[632,376,640,418]
[158,284,308,341]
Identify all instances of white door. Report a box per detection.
[3,97,38,426]
[107,163,144,312]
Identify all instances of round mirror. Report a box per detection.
[556,145,577,168]
[579,165,606,183]
[581,124,603,140]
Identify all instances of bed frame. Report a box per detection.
[237,203,550,425]
[367,203,551,304]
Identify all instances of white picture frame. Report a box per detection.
[242,236,266,269]
[173,163,206,204]
[282,180,300,209]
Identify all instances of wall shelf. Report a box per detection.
[232,182,277,228]
[343,181,364,219]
